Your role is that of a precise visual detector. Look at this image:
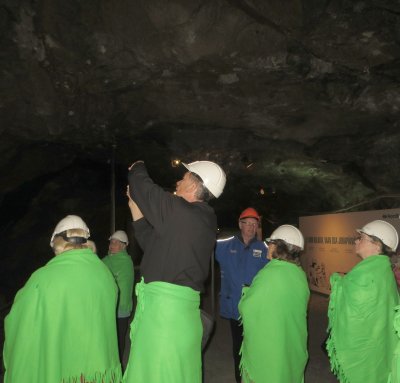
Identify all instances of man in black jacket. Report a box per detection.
[124,160,226,383]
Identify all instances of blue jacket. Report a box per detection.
[215,235,268,320]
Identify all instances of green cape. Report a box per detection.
[327,255,399,383]
[123,279,202,383]
[3,248,122,383]
[238,259,310,383]
[102,250,134,317]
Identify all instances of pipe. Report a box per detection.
[110,143,116,235]
[211,250,215,319]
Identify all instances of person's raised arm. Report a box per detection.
[126,186,153,250]
[126,186,144,221]
[128,161,174,230]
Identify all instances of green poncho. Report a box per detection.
[327,255,399,383]
[123,279,202,383]
[238,259,310,383]
[102,250,134,317]
[3,248,122,383]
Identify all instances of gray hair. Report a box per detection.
[52,228,91,255]
[190,172,213,202]
[271,239,303,265]
[368,234,395,256]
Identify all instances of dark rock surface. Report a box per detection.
[1,0,400,296]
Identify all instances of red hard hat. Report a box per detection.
[239,207,260,221]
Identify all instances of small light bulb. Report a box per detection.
[171,159,181,167]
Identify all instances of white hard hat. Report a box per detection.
[182,161,226,198]
[266,225,304,250]
[109,230,129,245]
[357,220,399,251]
[50,215,90,246]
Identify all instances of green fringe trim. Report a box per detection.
[239,350,255,383]
[240,367,254,383]
[238,313,256,383]
[326,275,350,383]
[394,305,400,336]
[122,278,145,380]
[60,363,122,383]
[390,305,400,383]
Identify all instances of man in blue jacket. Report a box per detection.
[215,207,268,382]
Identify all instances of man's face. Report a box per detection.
[109,239,126,254]
[239,218,258,238]
[175,172,196,197]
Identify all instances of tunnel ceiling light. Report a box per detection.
[171,159,181,167]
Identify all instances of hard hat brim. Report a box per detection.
[240,215,260,221]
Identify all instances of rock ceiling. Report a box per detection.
[1,0,400,287]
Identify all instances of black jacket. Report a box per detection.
[128,162,217,292]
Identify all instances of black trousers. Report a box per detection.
[229,319,243,383]
[117,316,130,362]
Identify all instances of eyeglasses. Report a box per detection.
[355,235,373,243]
[240,220,258,227]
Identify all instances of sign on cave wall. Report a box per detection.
[299,208,400,295]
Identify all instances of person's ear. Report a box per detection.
[186,180,197,194]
